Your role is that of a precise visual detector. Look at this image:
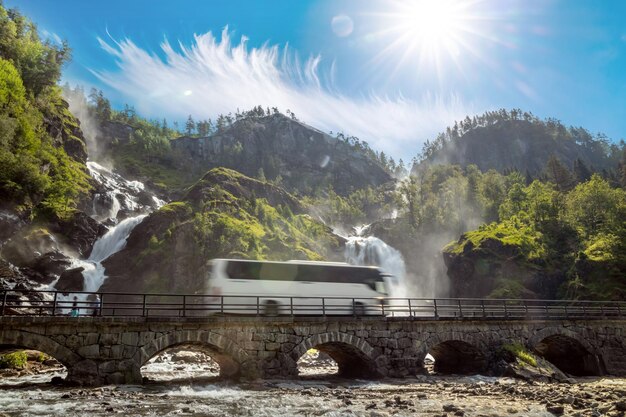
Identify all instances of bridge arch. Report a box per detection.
[0,329,80,370]
[287,332,382,378]
[419,332,488,374]
[133,330,249,379]
[528,327,605,376]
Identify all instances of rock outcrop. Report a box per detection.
[101,168,344,294]
[170,114,393,195]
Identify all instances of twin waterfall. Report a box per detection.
[344,228,408,299]
[54,162,407,298]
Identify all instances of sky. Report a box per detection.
[8,0,626,161]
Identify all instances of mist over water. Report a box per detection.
[344,227,407,299]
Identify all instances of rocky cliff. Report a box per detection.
[170,114,393,195]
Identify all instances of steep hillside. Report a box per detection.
[170,113,393,195]
[416,109,622,175]
[100,168,344,294]
[442,175,626,300]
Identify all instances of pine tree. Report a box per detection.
[544,155,574,192]
[572,158,592,183]
[185,115,195,136]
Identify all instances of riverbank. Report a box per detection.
[1,373,625,416]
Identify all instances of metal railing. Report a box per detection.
[0,288,624,320]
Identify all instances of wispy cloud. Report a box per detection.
[93,28,473,160]
[41,29,62,45]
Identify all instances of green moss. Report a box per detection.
[502,343,537,367]
[445,218,545,261]
[0,351,28,369]
[158,201,192,215]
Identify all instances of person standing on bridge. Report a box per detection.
[70,296,79,317]
[92,295,101,317]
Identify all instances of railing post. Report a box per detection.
[406,299,411,318]
[98,293,103,317]
[618,303,622,318]
[523,301,528,317]
[352,298,356,318]
[458,299,463,318]
[142,294,147,317]
[256,296,260,316]
[290,297,294,317]
[582,303,587,318]
[544,303,549,318]
[52,292,58,316]
[1,290,6,316]
[220,296,224,314]
[481,300,486,318]
[183,295,187,318]
[433,299,438,318]
[564,304,568,319]
[600,303,605,318]
[322,298,326,317]
[503,300,508,319]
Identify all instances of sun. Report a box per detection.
[367,0,483,78]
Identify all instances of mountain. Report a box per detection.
[416,109,622,175]
[170,113,393,195]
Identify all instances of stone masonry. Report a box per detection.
[0,316,625,385]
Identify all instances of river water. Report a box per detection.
[1,366,625,417]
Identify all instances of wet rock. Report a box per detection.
[51,211,107,258]
[546,404,565,415]
[1,228,59,267]
[615,400,626,411]
[443,404,462,413]
[26,251,73,283]
[0,210,25,243]
[56,267,85,292]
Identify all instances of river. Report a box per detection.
[1,366,625,416]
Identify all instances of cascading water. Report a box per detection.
[344,226,407,298]
[78,215,147,292]
[52,161,162,301]
[88,161,164,223]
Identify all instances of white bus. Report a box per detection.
[205,259,391,316]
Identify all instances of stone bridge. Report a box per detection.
[1,316,625,385]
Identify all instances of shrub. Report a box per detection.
[503,343,537,367]
[0,351,28,369]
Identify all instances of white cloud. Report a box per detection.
[41,29,62,45]
[93,28,473,160]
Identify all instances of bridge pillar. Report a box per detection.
[66,358,142,385]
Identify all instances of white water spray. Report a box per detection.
[81,215,147,292]
[87,161,164,222]
[344,226,407,298]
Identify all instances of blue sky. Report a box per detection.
[9,0,626,160]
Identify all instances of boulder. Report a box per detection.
[52,211,107,258]
[56,267,85,292]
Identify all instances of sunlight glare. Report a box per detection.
[367,0,483,80]
[404,1,460,44]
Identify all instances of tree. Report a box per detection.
[544,155,574,192]
[185,115,195,136]
[565,174,626,238]
[88,89,111,122]
[572,158,592,183]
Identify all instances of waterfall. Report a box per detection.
[81,215,147,292]
[344,227,407,299]
[87,161,164,222]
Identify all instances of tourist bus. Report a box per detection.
[204,259,391,316]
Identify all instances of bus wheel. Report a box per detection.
[353,302,366,317]
[263,300,279,317]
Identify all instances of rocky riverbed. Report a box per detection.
[1,369,626,416]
